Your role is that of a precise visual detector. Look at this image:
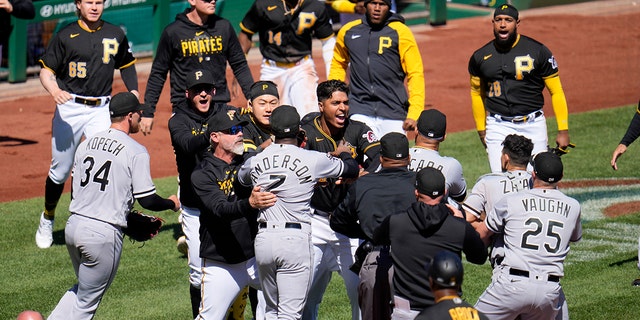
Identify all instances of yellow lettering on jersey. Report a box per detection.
[514,54,534,80]
[181,36,224,57]
[378,36,392,54]
[448,307,481,320]
[218,176,236,196]
[102,38,119,64]
[296,12,317,35]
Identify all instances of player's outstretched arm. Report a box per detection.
[611,144,628,170]
[138,193,180,212]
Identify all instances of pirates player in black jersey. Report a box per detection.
[241,80,280,153]
[238,0,336,118]
[469,3,570,173]
[302,80,380,320]
[142,0,253,135]
[35,0,138,249]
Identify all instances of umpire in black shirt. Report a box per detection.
[373,167,487,318]
[331,132,417,320]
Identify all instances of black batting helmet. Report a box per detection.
[429,251,464,288]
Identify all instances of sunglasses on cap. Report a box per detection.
[220,125,243,135]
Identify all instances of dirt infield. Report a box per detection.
[1,1,639,203]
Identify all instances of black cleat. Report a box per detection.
[633,278,640,287]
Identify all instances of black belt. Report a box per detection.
[509,268,560,282]
[75,97,105,106]
[490,110,543,123]
[258,222,302,229]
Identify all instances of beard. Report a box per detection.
[493,30,518,51]
[231,143,244,156]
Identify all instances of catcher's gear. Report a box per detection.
[549,142,576,156]
[122,210,164,242]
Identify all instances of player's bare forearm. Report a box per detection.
[555,130,570,148]
[477,130,487,149]
[39,68,71,104]
[611,144,627,170]
[238,32,252,55]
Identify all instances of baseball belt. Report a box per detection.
[490,110,543,123]
[259,221,302,229]
[74,96,110,106]
[264,55,310,68]
[509,268,560,282]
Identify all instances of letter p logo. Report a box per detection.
[378,37,392,54]
[195,71,203,80]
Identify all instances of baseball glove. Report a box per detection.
[549,142,576,156]
[122,209,164,242]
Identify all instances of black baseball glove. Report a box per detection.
[549,142,576,156]
[122,209,164,242]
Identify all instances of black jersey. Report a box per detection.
[39,20,136,97]
[241,113,274,152]
[240,0,334,63]
[468,34,559,116]
[302,113,380,212]
[144,11,253,117]
[416,297,489,320]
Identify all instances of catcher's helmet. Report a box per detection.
[429,251,464,288]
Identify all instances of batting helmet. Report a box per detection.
[429,251,464,288]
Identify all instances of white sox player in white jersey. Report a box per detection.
[47,93,179,319]
[408,109,467,202]
[464,134,533,266]
[237,105,359,319]
[473,151,582,320]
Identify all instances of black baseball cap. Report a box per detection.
[417,109,446,140]
[416,167,446,198]
[109,92,142,117]
[380,132,409,160]
[494,3,519,20]
[206,109,248,134]
[531,151,563,183]
[250,81,279,100]
[186,69,215,90]
[270,105,300,138]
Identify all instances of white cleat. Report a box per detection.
[35,212,54,249]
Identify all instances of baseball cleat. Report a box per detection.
[176,235,188,256]
[35,212,54,249]
[633,278,640,287]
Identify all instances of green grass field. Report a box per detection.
[2,104,640,319]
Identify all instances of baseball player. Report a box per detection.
[242,80,280,152]
[238,0,336,117]
[329,0,424,137]
[142,0,253,135]
[47,92,180,320]
[408,109,467,202]
[415,250,489,320]
[35,0,138,249]
[473,151,582,319]
[168,69,219,318]
[331,132,417,320]
[192,110,277,320]
[469,3,570,173]
[237,105,359,319]
[610,99,640,286]
[373,168,486,319]
[302,79,381,320]
[463,134,533,267]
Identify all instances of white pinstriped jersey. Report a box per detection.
[464,170,531,217]
[237,143,345,224]
[69,128,156,227]
[408,147,467,199]
[485,188,582,276]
